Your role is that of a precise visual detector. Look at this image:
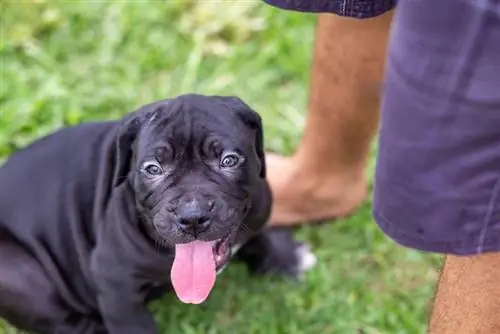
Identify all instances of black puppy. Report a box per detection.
[0,94,316,334]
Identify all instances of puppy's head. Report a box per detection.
[113,94,268,303]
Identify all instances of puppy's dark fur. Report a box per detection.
[0,95,308,334]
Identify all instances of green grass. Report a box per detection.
[0,1,443,333]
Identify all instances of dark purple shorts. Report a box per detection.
[265,0,500,255]
[263,0,396,18]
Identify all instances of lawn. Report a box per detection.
[0,1,443,333]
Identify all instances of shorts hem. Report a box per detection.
[263,0,396,18]
[373,209,500,255]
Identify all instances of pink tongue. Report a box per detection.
[171,240,216,304]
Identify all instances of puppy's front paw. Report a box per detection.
[294,242,317,279]
[237,227,317,280]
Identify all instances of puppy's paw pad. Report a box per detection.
[295,243,317,274]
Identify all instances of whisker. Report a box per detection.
[239,222,256,237]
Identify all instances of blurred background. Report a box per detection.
[1,1,442,333]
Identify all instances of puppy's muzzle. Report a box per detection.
[174,198,215,234]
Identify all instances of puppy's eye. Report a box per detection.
[144,163,163,176]
[220,153,240,168]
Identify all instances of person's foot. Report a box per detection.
[266,153,368,226]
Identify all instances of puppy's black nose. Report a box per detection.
[175,200,212,232]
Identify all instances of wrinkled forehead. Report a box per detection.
[137,99,250,155]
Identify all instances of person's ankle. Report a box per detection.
[291,170,367,209]
[266,153,368,224]
[289,154,367,193]
[266,151,367,199]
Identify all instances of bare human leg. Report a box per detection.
[428,254,500,333]
[267,11,393,226]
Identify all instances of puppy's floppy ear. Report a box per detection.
[219,96,266,178]
[112,102,162,187]
[112,112,141,187]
